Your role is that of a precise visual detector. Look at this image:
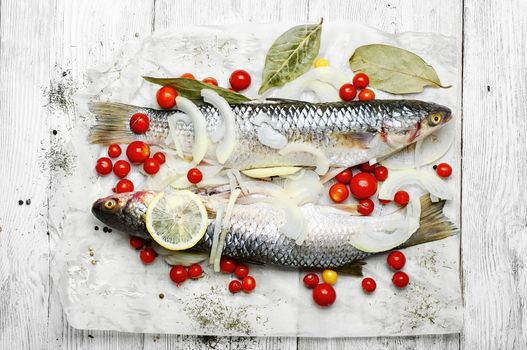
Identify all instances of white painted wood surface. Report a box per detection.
[0,0,525,348]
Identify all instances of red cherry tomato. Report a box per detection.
[229,280,242,294]
[180,73,195,79]
[234,264,249,280]
[202,77,218,86]
[379,198,391,205]
[374,166,388,181]
[339,83,357,101]
[129,113,150,134]
[359,162,377,172]
[95,157,113,175]
[435,163,452,178]
[394,190,410,207]
[169,265,188,286]
[387,251,406,270]
[188,264,203,279]
[153,151,166,164]
[392,271,410,288]
[143,158,161,175]
[353,73,369,89]
[187,168,203,184]
[115,179,134,193]
[107,144,122,158]
[220,257,237,274]
[361,277,377,293]
[358,199,375,216]
[350,173,378,199]
[313,283,336,307]
[359,88,375,101]
[303,273,319,289]
[129,236,145,250]
[113,160,131,178]
[140,247,156,264]
[156,86,178,109]
[229,69,251,91]
[335,168,353,184]
[126,141,150,164]
[241,276,256,293]
[329,183,349,203]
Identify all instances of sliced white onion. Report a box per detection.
[306,81,340,102]
[378,169,453,201]
[284,170,323,205]
[209,207,224,265]
[167,116,184,159]
[257,124,288,149]
[278,67,348,99]
[201,89,236,164]
[279,142,329,175]
[163,251,209,267]
[230,169,248,195]
[242,166,302,179]
[175,96,208,164]
[415,122,455,167]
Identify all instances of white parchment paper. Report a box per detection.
[50,23,462,337]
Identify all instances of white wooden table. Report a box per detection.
[1,0,526,348]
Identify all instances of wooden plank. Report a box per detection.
[0,1,56,349]
[462,0,527,349]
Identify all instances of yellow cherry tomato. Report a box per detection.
[322,269,338,285]
[314,58,329,68]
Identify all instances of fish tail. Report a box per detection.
[88,102,143,145]
[401,195,459,248]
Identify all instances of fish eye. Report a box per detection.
[429,113,443,126]
[104,199,117,209]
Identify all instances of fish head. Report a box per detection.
[92,191,157,236]
[417,103,452,139]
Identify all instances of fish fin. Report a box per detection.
[336,261,365,276]
[265,97,313,104]
[329,204,359,215]
[334,132,373,149]
[88,102,143,144]
[400,194,459,248]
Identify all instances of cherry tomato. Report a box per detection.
[314,58,329,67]
[115,179,134,193]
[361,277,377,293]
[107,144,122,158]
[387,251,406,270]
[358,199,375,216]
[335,168,353,184]
[153,151,166,164]
[241,276,256,293]
[126,141,150,164]
[234,264,249,280]
[303,273,319,289]
[95,157,113,175]
[169,265,188,286]
[187,167,203,184]
[339,83,357,101]
[322,269,338,285]
[435,163,452,178]
[394,190,410,207]
[129,236,145,250]
[353,73,369,89]
[359,162,377,172]
[202,77,218,86]
[140,247,156,264]
[329,183,349,203]
[188,264,203,279]
[229,280,242,294]
[392,271,410,288]
[350,173,378,199]
[379,198,391,205]
[143,158,161,175]
[220,257,237,274]
[374,166,388,181]
[359,88,375,101]
[113,160,131,178]
[180,73,195,79]
[229,69,252,91]
[129,113,150,134]
[312,283,336,307]
[156,86,178,109]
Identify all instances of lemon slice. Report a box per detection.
[145,190,208,251]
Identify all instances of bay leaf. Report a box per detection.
[349,44,450,94]
[258,20,322,94]
[143,77,252,104]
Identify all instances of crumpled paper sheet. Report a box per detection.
[50,23,462,337]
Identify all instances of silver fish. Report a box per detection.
[89,100,452,170]
[92,191,457,273]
